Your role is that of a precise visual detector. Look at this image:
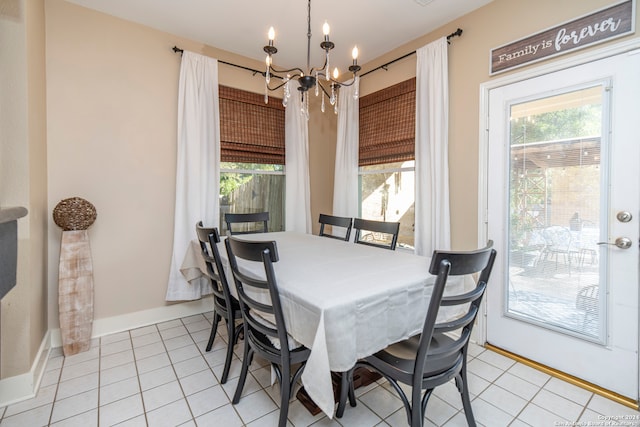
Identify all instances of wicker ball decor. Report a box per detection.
[53,197,97,231]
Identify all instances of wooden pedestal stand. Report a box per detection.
[53,197,97,357]
[58,230,94,356]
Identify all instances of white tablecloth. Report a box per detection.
[182,231,467,417]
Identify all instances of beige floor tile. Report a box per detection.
[3,312,638,427]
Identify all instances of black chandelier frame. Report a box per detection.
[263,0,361,100]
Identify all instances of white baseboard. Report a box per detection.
[0,330,51,407]
[1,298,213,407]
[51,296,214,346]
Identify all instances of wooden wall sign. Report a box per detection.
[490,0,635,75]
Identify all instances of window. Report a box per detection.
[220,163,285,233]
[359,161,415,249]
[359,79,416,249]
[218,86,285,233]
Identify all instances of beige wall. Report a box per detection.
[3,0,637,383]
[44,0,339,333]
[308,96,337,235]
[0,0,48,379]
[44,0,283,326]
[25,0,48,381]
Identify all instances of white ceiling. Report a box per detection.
[65,0,493,72]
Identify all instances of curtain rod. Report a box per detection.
[172,27,462,81]
[171,46,280,79]
[359,28,462,78]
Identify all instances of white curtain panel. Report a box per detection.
[284,80,312,233]
[414,38,451,256]
[333,79,360,229]
[166,51,221,301]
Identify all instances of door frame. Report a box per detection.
[476,38,640,390]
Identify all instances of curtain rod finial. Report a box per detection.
[446,28,463,44]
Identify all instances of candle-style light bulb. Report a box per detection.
[332,67,339,79]
[322,21,330,40]
[352,46,359,62]
[268,27,275,45]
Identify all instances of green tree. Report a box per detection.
[510,104,601,145]
[219,162,283,197]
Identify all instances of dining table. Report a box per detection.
[180,231,469,418]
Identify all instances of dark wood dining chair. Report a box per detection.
[337,242,496,427]
[353,218,400,250]
[224,212,269,235]
[318,213,352,241]
[225,237,310,427]
[195,221,243,384]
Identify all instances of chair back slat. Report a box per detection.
[225,237,294,350]
[428,245,495,276]
[440,283,487,306]
[195,222,232,305]
[229,258,280,340]
[225,212,270,235]
[319,214,352,241]
[232,274,276,334]
[426,329,471,359]
[414,241,496,378]
[353,218,400,250]
[434,304,479,333]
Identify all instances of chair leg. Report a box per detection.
[348,373,356,406]
[411,385,426,427]
[278,364,291,427]
[455,369,477,427]
[234,322,244,344]
[336,368,356,418]
[232,339,253,404]
[205,312,221,352]
[220,318,236,384]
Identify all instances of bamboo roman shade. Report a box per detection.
[359,78,416,166]
[219,86,285,164]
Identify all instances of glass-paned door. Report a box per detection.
[508,86,604,341]
[486,50,639,400]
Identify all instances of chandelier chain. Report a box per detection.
[306,0,312,73]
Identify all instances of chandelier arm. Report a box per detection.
[266,76,332,99]
[331,76,357,87]
[265,80,289,92]
[309,55,328,77]
[314,71,358,87]
[269,64,305,76]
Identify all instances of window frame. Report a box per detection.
[217,85,286,233]
[358,78,417,250]
[358,160,416,251]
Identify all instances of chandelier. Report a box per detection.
[262,0,360,117]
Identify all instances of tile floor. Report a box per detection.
[1,312,638,427]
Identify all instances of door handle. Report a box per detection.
[597,237,633,249]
